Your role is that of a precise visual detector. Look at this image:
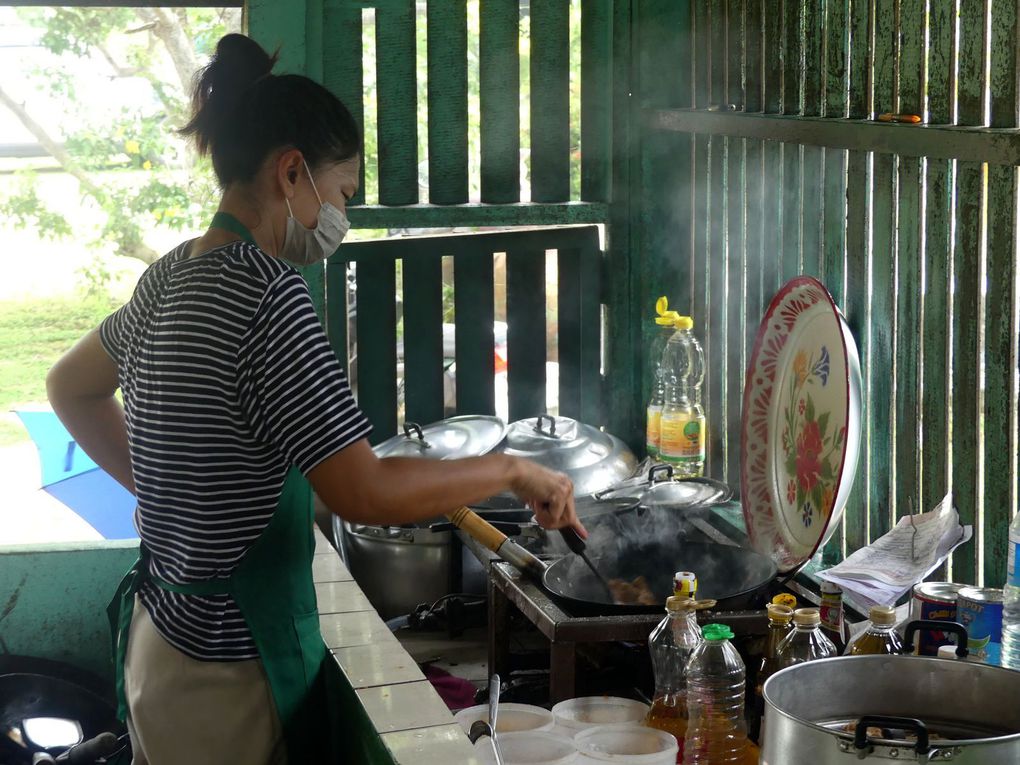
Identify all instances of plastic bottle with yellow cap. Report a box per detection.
[660,315,706,477]
[646,297,681,457]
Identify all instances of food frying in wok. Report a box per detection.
[607,575,658,606]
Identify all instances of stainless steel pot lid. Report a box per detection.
[599,464,733,509]
[496,414,638,496]
[373,416,508,460]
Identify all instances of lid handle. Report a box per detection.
[533,414,558,438]
[402,422,432,449]
[648,464,674,483]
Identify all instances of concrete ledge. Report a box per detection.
[313,528,483,764]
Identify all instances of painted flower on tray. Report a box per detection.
[786,479,796,504]
[796,420,823,492]
[802,502,814,527]
[793,350,809,384]
[821,485,835,518]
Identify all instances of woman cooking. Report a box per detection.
[46,33,582,765]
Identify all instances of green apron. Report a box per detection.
[107,214,330,762]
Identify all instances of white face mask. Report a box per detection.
[280,160,350,266]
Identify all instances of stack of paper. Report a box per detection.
[818,493,972,611]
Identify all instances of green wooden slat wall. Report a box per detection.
[327,227,606,442]
[634,0,1020,585]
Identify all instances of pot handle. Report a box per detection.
[903,619,970,659]
[852,715,929,756]
[648,463,674,483]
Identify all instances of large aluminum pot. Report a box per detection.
[762,655,1020,764]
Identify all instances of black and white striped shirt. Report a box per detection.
[100,240,370,661]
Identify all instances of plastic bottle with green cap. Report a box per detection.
[646,297,681,457]
[660,315,706,477]
[682,623,756,764]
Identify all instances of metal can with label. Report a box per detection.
[958,587,1004,665]
[910,582,966,656]
[673,571,697,599]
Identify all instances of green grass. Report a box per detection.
[0,295,120,446]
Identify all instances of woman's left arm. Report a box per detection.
[46,328,135,495]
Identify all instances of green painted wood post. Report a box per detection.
[479,0,520,203]
[983,0,1020,587]
[402,254,446,425]
[506,249,548,421]
[581,0,613,202]
[426,0,469,205]
[844,149,871,553]
[531,1,571,202]
[376,0,418,206]
[453,253,496,416]
[323,2,365,205]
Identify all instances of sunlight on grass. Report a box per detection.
[0,295,119,446]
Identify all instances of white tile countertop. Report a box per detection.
[313,528,485,764]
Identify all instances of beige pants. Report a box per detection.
[124,596,287,765]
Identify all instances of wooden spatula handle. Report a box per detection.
[447,506,508,553]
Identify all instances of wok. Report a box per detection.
[447,507,778,616]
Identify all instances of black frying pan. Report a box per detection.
[447,507,778,616]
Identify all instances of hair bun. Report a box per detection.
[208,33,276,95]
[181,34,278,154]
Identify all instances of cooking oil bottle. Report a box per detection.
[646,596,702,760]
[682,624,758,764]
[775,608,838,669]
[848,605,904,655]
[751,603,793,746]
[646,297,681,458]
[659,316,706,477]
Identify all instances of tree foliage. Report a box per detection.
[0,7,240,267]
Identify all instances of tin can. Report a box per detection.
[910,582,966,656]
[958,587,1004,665]
[673,571,697,599]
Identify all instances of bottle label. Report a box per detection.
[678,416,705,459]
[819,593,843,632]
[646,405,662,455]
[1010,540,1020,587]
[659,413,687,459]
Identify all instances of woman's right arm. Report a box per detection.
[307,439,582,533]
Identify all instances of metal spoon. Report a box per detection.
[488,674,506,765]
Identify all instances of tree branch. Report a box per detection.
[96,42,143,78]
[136,7,200,94]
[0,83,159,265]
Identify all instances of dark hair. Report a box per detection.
[180,34,361,187]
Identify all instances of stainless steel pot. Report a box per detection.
[339,416,508,619]
[762,655,1020,764]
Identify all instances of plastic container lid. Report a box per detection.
[766,603,794,623]
[702,623,734,641]
[772,593,798,609]
[474,731,578,765]
[674,315,694,330]
[793,607,821,626]
[455,703,556,735]
[573,724,678,764]
[938,644,963,660]
[869,605,897,626]
[551,697,649,733]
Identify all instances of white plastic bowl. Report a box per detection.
[474,731,578,765]
[455,703,556,734]
[573,725,678,764]
[551,697,650,736]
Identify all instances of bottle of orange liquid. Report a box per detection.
[646,596,702,761]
